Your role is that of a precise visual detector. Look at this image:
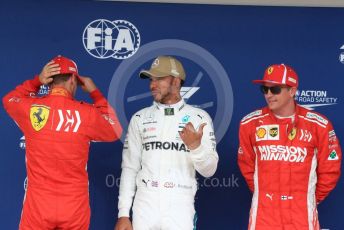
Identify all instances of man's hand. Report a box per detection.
[114,217,133,230]
[39,61,60,84]
[179,122,206,150]
[79,76,97,93]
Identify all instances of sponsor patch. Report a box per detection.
[164,182,175,188]
[328,150,339,160]
[143,127,156,133]
[329,130,336,138]
[281,195,293,200]
[178,184,192,190]
[269,127,278,137]
[151,181,158,187]
[238,146,243,155]
[256,128,266,139]
[299,129,312,142]
[288,77,297,84]
[8,97,21,103]
[306,112,328,125]
[51,88,68,96]
[257,145,307,162]
[288,127,297,140]
[143,135,157,141]
[19,136,26,150]
[56,110,81,132]
[329,136,337,142]
[182,115,190,123]
[241,110,262,122]
[102,115,115,125]
[30,105,50,131]
[143,113,157,124]
[143,141,189,152]
[164,108,174,116]
[256,125,279,141]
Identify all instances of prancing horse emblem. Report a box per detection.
[30,105,50,131]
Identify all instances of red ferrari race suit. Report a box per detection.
[238,104,341,230]
[3,76,122,230]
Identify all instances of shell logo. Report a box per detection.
[256,127,266,139]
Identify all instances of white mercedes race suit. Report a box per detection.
[118,99,219,230]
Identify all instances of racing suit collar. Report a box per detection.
[154,99,185,113]
[268,102,301,136]
[50,87,73,99]
[268,102,300,123]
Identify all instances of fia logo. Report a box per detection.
[82,19,140,59]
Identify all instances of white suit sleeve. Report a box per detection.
[118,114,142,217]
[189,112,219,178]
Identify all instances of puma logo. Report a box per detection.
[266,193,273,201]
[142,179,150,186]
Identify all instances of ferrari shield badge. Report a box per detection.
[288,127,297,140]
[30,105,50,131]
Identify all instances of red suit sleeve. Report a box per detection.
[316,121,342,203]
[86,89,123,142]
[2,76,41,128]
[237,121,256,193]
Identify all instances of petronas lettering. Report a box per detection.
[143,141,189,152]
